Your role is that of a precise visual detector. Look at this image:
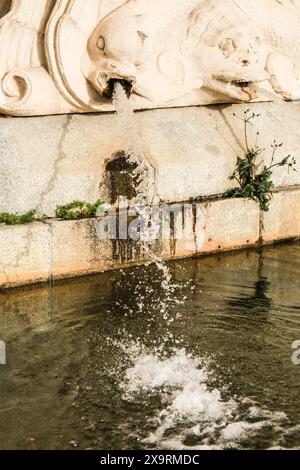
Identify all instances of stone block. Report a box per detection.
[0,223,50,288]
[50,219,113,279]
[262,189,300,243]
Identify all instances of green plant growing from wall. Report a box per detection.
[0,210,46,226]
[225,111,296,212]
[0,200,106,225]
[55,200,104,220]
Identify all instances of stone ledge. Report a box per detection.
[0,197,260,289]
[262,188,300,243]
[1,187,299,289]
[0,223,51,288]
[51,219,114,279]
[173,198,260,257]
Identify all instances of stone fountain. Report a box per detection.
[1,0,300,288]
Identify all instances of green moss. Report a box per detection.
[0,210,46,226]
[225,111,296,212]
[0,200,106,225]
[55,200,105,220]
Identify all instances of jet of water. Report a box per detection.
[112,82,150,203]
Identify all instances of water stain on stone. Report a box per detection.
[106,151,139,205]
[205,144,221,156]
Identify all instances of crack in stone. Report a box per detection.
[35,115,73,213]
[1,225,34,285]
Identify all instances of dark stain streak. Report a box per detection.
[137,30,148,44]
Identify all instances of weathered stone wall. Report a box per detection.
[1,101,300,216]
[1,101,300,288]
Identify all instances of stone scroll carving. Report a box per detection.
[1,0,300,116]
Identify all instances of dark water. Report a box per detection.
[1,243,300,450]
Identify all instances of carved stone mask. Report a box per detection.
[84,6,152,98]
[198,25,270,101]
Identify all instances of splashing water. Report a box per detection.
[109,237,295,449]
[113,83,173,283]
[117,341,291,450]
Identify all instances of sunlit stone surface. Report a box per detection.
[1,0,300,115]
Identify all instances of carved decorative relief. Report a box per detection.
[0,0,300,116]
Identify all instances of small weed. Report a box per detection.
[225,111,296,211]
[0,210,46,225]
[55,200,104,220]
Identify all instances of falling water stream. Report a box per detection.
[112,82,150,203]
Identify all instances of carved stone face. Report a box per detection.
[84,0,202,103]
[198,27,270,101]
[85,7,152,98]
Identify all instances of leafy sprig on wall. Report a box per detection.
[225,111,296,212]
[55,200,104,220]
[0,200,105,225]
[0,211,46,225]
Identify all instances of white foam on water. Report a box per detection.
[122,347,209,397]
[117,341,293,449]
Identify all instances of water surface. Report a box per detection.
[1,243,300,450]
